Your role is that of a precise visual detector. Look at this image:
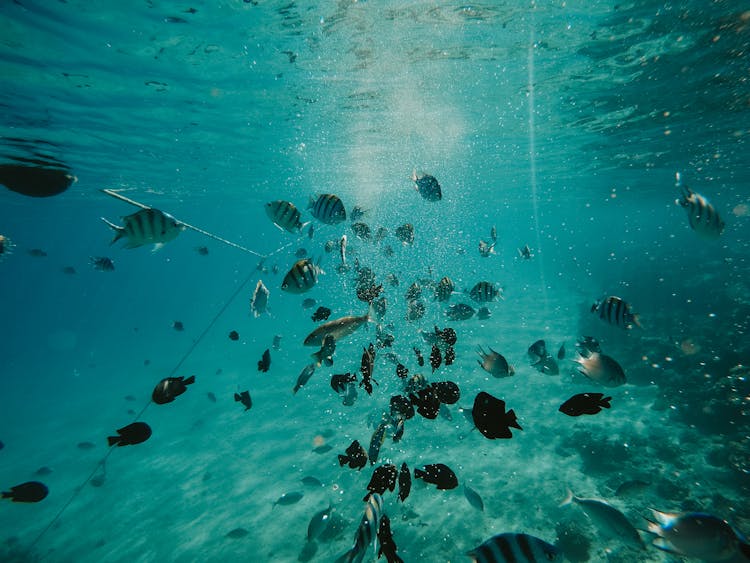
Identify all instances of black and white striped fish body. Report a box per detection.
[309,194,346,225]
[468,533,561,563]
[336,493,383,563]
[281,259,323,294]
[102,208,183,249]
[675,173,725,238]
[265,200,308,233]
[469,281,503,303]
[250,280,270,317]
[591,296,641,329]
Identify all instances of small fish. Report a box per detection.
[61,266,76,275]
[273,491,304,507]
[194,245,209,256]
[444,346,455,365]
[312,334,336,367]
[341,381,358,406]
[364,464,398,500]
[386,273,399,287]
[614,480,651,498]
[90,256,115,271]
[374,226,388,241]
[432,381,460,404]
[295,248,308,258]
[257,349,271,372]
[351,206,366,221]
[357,284,384,304]
[433,276,455,302]
[463,484,484,512]
[1,481,48,503]
[557,343,565,359]
[646,509,747,560]
[107,422,152,447]
[359,344,377,395]
[293,364,316,394]
[307,223,314,239]
[477,346,514,378]
[446,303,476,321]
[368,422,388,465]
[429,345,442,373]
[472,391,522,439]
[0,234,12,258]
[303,309,371,346]
[383,245,395,257]
[338,234,348,270]
[591,295,642,329]
[413,463,458,490]
[307,504,333,541]
[675,172,725,238]
[560,490,645,550]
[226,527,249,539]
[172,320,184,332]
[338,440,368,471]
[576,336,601,355]
[301,476,323,488]
[330,372,357,393]
[413,347,425,367]
[412,170,442,201]
[490,225,497,243]
[234,390,252,410]
[152,375,195,404]
[272,335,282,350]
[308,193,346,224]
[250,280,270,317]
[394,223,414,245]
[468,533,561,563]
[337,493,383,563]
[405,299,425,321]
[409,387,441,420]
[574,352,626,387]
[559,393,611,416]
[469,281,502,303]
[265,200,308,233]
[312,444,333,454]
[302,298,317,309]
[206,392,217,403]
[478,240,495,257]
[398,463,411,502]
[228,330,239,341]
[439,326,457,345]
[405,282,422,301]
[518,244,532,259]
[77,441,96,450]
[377,515,404,563]
[101,208,184,249]
[281,259,322,294]
[390,395,415,421]
[395,363,409,380]
[476,307,491,320]
[34,466,53,477]
[351,222,371,240]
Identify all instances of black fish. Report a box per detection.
[107,422,152,447]
[234,390,252,411]
[392,418,405,442]
[409,387,441,419]
[338,440,368,471]
[257,349,271,372]
[311,306,332,322]
[359,344,377,395]
[412,171,442,201]
[429,345,442,373]
[312,334,336,367]
[413,347,424,367]
[206,392,217,403]
[557,343,565,360]
[368,422,388,465]
[357,284,384,303]
[398,462,411,502]
[534,355,559,375]
[152,375,195,404]
[395,223,414,245]
[439,326,457,346]
[0,163,75,197]
[444,346,455,366]
[228,330,239,341]
[471,391,522,439]
[414,463,458,490]
[559,393,612,417]
[390,395,415,420]
[432,381,460,405]
[364,464,397,501]
[1,481,48,503]
[90,256,115,271]
[351,222,371,240]
[172,320,184,332]
[273,335,282,350]
[331,372,356,393]
[377,515,404,563]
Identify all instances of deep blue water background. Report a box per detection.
[1,1,749,562]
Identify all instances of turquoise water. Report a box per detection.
[1,1,749,561]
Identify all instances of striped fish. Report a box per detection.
[281,259,322,294]
[591,296,641,329]
[469,281,502,303]
[309,194,346,224]
[675,173,725,238]
[433,276,454,302]
[265,200,308,233]
[336,493,383,563]
[101,208,183,249]
[250,280,270,317]
[468,533,561,563]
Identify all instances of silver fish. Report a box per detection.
[250,280,270,317]
[339,234,348,270]
[101,208,183,249]
[463,484,484,512]
[675,172,725,238]
[281,259,322,294]
[303,309,371,346]
[574,352,626,387]
[293,364,316,394]
[477,346,514,378]
[265,200,308,233]
[309,193,346,224]
[560,490,644,549]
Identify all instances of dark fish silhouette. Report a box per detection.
[396,363,408,379]
[429,345,442,373]
[412,171,442,201]
[2,481,48,503]
[152,375,195,404]
[107,422,152,447]
[206,392,217,403]
[311,306,332,322]
[228,330,239,341]
[368,422,388,465]
[559,393,611,416]
[390,395,415,420]
[444,346,455,365]
[591,295,642,329]
[445,303,475,321]
[234,390,252,411]
[557,343,566,360]
[414,463,458,490]
[257,349,271,372]
[312,335,336,367]
[293,364,316,394]
[409,387,441,419]
[471,391,522,439]
[413,347,424,367]
[363,464,397,500]
[359,344,377,395]
[0,163,75,197]
[331,372,356,393]
[527,339,547,361]
[338,440,367,471]
[172,320,184,332]
[395,223,414,245]
[90,256,115,271]
[432,381,460,404]
[377,515,404,563]
[398,462,411,502]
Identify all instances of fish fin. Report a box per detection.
[509,365,515,375]
[100,217,125,245]
[183,375,196,385]
[411,169,418,182]
[651,537,683,555]
[632,314,643,329]
[151,243,165,252]
[559,488,575,507]
[649,508,679,526]
[506,409,522,430]
[601,396,612,408]
[307,195,317,210]
[107,436,120,447]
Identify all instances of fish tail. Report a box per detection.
[234,393,241,402]
[559,488,575,507]
[107,436,120,447]
[413,468,425,480]
[601,396,612,408]
[100,217,125,245]
[183,375,196,385]
[1,491,11,499]
[338,455,348,467]
[411,169,418,183]
[507,410,522,430]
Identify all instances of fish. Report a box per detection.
[228,330,239,341]
[409,386,441,419]
[559,393,611,416]
[90,256,115,271]
[477,346,514,378]
[386,273,399,287]
[273,335,282,350]
[351,206,366,221]
[518,244,532,259]
[301,476,323,488]
[534,355,559,375]
[1,481,48,503]
[390,395,415,420]
[302,298,317,309]
[281,259,323,294]
[490,225,497,243]
[307,504,333,541]
[476,307,491,320]
[293,364,317,394]
[439,326,457,346]
[363,464,398,500]
[469,281,502,303]
[444,346,455,365]
[339,235,348,270]
[338,440,368,470]
[413,463,458,490]
[172,320,184,331]
[250,280,270,317]
[206,392,217,403]
[257,349,271,372]
[614,480,651,498]
[557,343,565,359]
[359,344,377,395]
[433,276,455,301]
[446,303,476,321]
[646,509,748,560]
[675,172,725,238]
[430,345,442,373]
[398,463,411,502]
[264,200,308,233]
[351,222,371,240]
[309,193,346,224]
[151,375,195,404]
[472,391,522,439]
[374,226,388,242]
[478,240,495,257]
[0,234,12,258]
[377,515,404,563]
[107,422,152,446]
[357,284,384,304]
[438,403,453,421]
[395,223,414,245]
[273,491,304,507]
[468,533,561,563]
[77,441,96,450]
[341,382,358,406]
[405,299,426,321]
[412,170,442,201]
[101,208,183,249]
[591,295,642,329]
[560,490,645,549]
[27,248,47,257]
[234,390,252,410]
[432,381,460,404]
[574,352,626,387]
[331,372,357,393]
[392,418,405,442]
[336,493,383,563]
[368,422,388,465]
[34,466,53,477]
[405,282,422,301]
[312,334,336,367]
[303,309,371,346]
[312,443,332,454]
[576,336,601,355]
[307,223,314,239]
[226,528,249,539]
[463,484,484,512]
